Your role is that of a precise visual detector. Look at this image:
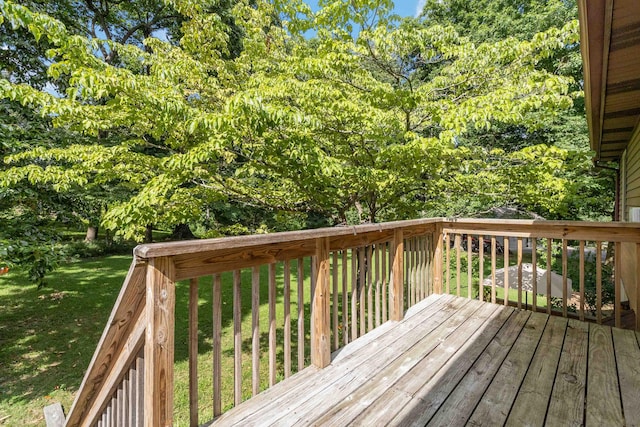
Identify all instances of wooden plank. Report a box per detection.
[479,236,484,302]
[611,328,640,425]
[390,229,404,320]
[446,233,451,294]
[212,294,457,426]
[375,244,381,328]
[212,274,222,417]
[367,245,373,331]
[144,256,175,427]
[517,237,523,309]
[284,260,291,379]
[637,243,640,331]
[546,319,589,427]
[332,251,339,351]
[358,248,365,335]
[136,218,439,258]
[586,323,623,426]
[504,237,510,306]
[233,270,242,406]
[342,250,348,345]
[532,237,537,312]
[350,302,511,426]
[506,315,568,427]
[382,242,388,322]
[563,239,568,317]
[311,299,498,426]
[135,351,144,427]
[597,241,603,323]
[269,263,277,386]
[547,238,553,314]
[467,313,548,426]
[425,310,531,426]
[271,297,474,426]
[580,241,585,321]
[311,237,331,368]
[43,403,65,427]
[65,262,146,427]
[83,309,146,426]
[351,248,357,341]
[188,278,198,427]
[297,258,305,371]
[251,266,260,394]
[615,242,621,328]
[491,236,497,304]
[468,235,473,299]
[432,225,443,295]
[456,234,461,297]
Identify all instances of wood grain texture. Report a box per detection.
[586,323,623,426]
[506,315,568,427]
[268,263,276,386]
[284,259,291,379]
[612,327,640,425]
[65,262,146,427]
[251,266,260,394]
[188,278,198,427]
[212,274,222,417]
[297,259,305,372]
[144,256,175,427]
[390,229,404,321]
[546,319,589,427]
[233,270,242,406]
[311,237,331,368]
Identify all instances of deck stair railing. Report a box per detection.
[62,218,640,426]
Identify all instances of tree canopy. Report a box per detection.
[0,0,589,284]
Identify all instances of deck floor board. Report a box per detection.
[208,294,638,427]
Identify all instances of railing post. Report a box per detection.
[636,243,640,331]
[390,229,405,321]
[145,256,176,427]
[432,224,443,294]
[311,237,331,368]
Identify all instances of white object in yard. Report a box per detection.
[482,263,572,298]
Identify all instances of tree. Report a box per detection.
[419,0,614,220]
[0,0,577,250]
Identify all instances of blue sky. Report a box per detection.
[305,1,426,18]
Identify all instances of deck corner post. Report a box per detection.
[311,237,331,368]
[636,243,640,331]
[432,223,443,294]
[145,256,176,427]
[390,229,404,321]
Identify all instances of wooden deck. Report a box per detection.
[211,294,640,427]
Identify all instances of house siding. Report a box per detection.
[621,126,640,312]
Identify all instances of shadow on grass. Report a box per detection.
[0,255,131,416]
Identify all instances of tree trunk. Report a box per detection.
[144,224,153,243]
[85,225,99,242]
[170,223,196,240]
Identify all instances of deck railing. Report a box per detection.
[63,218,640,426]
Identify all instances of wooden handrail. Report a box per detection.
[64,218,640,426]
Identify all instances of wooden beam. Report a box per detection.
[145,257,176,427]
[432,225,443,294]
[390,229,405,321]
[311,237,331,368]
[65,262,147,427]
[636,243,640,331]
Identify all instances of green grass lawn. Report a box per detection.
[0,255,132,426]
[0,246,605,425]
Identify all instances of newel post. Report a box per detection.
[311,237,331,368]
[390,229,404,321]
[145,256,176,427]
[636,243,640,331]
[432,223,443,295]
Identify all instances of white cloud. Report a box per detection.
[415,0,427,18]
